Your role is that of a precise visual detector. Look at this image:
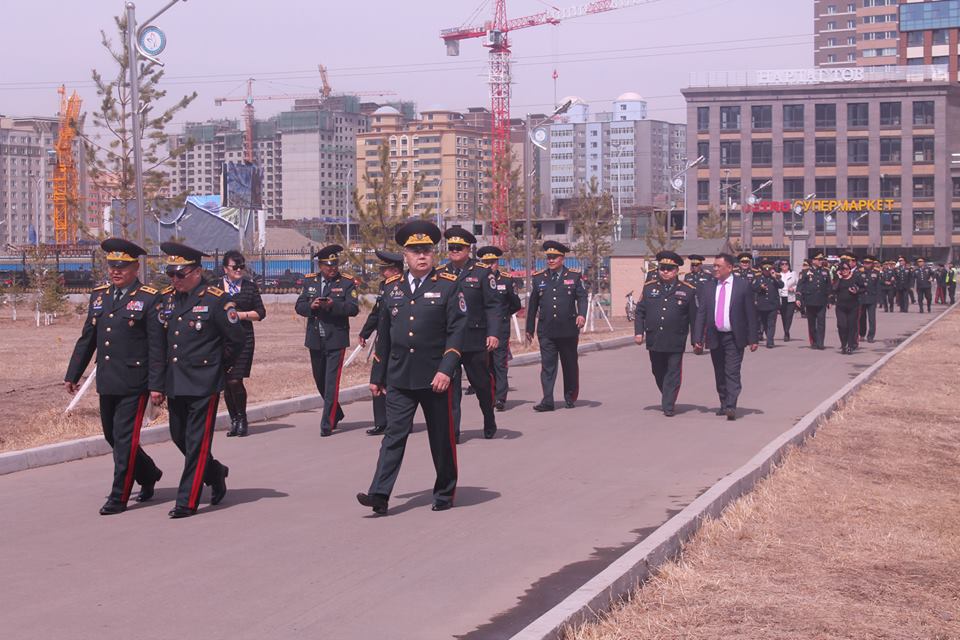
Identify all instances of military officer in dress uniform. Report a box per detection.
[438,227,500,441]
[858,255,881,343]
[797,252,831,349]
[894,256,913,312]
[634,251,697,417]
[159,242,245,518]
[357,220,467,515]
[477,245,522,412]
[65,238,164,515]
[914,257,934,313]
[295,244,360,436]
[755,259,783,348]
[734,253,760,286]
[683,254,714,287]
[359,249,404,436]
[525,241,589,412]
[880,260,896,312]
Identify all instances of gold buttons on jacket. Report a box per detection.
[104,341,110,347]
[172,357,178,363]
[104,355,110,361]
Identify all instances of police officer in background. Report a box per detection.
[476,245,522,411]
[440,227,500,441]
[858,255,881,343]
[683,254,714,287]
[914,257,934,313]
[755,259,783,348]
[634,251,697,417]
[525,241,589,412]
[296,244,360,437]
[358,249,404,436]
[65,238,164,515]
[798,252,831,350]
[159,242,245,518]
[357,220,467,515]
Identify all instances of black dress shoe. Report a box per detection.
[726,408,737,421]
[464,386,476,396]
[168,506,195,519]
[236,416,249,437]
[431,501,453,512]
[495,400,505,412]
[565,400,576,409]
[716,409,726,416]
[366,424,387,436]
[483,426,496,439]
[99,500,126,515]
[867,338,874,343]
[455,433,461,444]
[533,403,554,412]
[136,469,163,503]
[356,492,388,515]
[663,408,675,417]
[210,466,229,506]
[226,417,240,437]
[320,428,332,437]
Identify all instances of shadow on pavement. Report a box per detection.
[385,486,501,517]
[128,487,290,512]
[459,428,523,443]
[246,422,296,436]
[206,487,290,511]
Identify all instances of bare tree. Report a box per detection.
[570,177,614,294]
[644,210,680,256]
[697,205,727,239]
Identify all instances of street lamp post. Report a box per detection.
[612,141,623,243]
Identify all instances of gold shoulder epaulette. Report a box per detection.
[93,284,110,291]
[162,285,174,294]
[206,286,225,297]
[475,262,490,268]
[439,272,458,281]
[305,273,317,279]
[568,268,581,273]
[139,285,158,295]
[339,271,355,280]
[533,269,545,277]
[681,281,696,289]
[384,274,402,284]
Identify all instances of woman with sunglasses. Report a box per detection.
[220,250,266,437]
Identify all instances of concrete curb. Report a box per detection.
[510,304,955,640]
[0,333,631,477]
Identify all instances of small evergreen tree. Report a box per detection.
[644,210,679,256]
[697,205,727,239]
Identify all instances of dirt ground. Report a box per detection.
[565,309,960,640]
[0,299,632,453]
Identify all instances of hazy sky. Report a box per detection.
[1,0,812,127]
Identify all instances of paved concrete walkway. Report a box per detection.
[0,308,934,639]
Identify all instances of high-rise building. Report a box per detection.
[898,0,960,80]
[814,0,899,68]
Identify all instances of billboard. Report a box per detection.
[221,162,263,209]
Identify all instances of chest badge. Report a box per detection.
[126,300,144,311]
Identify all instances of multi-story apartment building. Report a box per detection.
[898,0,960,80]
[0,115,89,246]
[355,106,491,234]
[683,64,960,261]
[815,0,900,68]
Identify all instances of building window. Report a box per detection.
[879,137,901,163]
[913,136,935,163]
[752,212,773,234]
[953,177,960,198]
[847,103,869,128]
[697,179,710,203]
[827,37,837,47]
[827,54,837,64]
[751,140,772,166]
[783,139,804,166]
[815,177,837,198]
[751,179,773,200]
[784,104,804,130]
[914,210,935,233]
[720,106,741,131]
[719,141,741,166]
[815,211,838,233]
[848,177,869,199]
[815,139,837,165]
[881,211,901,233]
[879,102,901,127]
[913,176,935,199]
[907,31,924,47]
[697,107,709,132]
[880,176,901,199]
[783,178,804,200]
[815,104,837,129]
[848,138,869,164]
[697,141,709,166]
[932,29,950,45]
[913,101,935,126]
[953,210,960,232]
[750,105,772,130]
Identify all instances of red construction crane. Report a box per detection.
[441,0,660,247]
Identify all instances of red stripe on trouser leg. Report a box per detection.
[120,393,148,503]
[447,387,457,503]
[330,349,345,429]
[188,394,218,511]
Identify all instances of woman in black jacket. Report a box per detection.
[831,261,863,355]
[220,250,266,436]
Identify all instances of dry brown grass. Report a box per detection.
[566,309,960,640]
[0,300,633,452]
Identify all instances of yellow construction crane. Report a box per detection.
[53,85,81,245]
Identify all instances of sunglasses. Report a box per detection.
[165,268,196,279]
[448,245,468,252]
[226,264,245,271]
[658,266,677,272]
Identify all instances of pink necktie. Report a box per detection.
[715,280,726,329]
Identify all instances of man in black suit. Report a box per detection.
[693,253,759,421]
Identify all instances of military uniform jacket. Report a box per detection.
[894,267,914,290]
[440,260,500,352]
[683,270,715,287]
[491,271,522,339]
[158,281,246,397]
[359,280,386,341]
[755,274,784,311]
[798,267,832,306]
[915,266,934,289]
[295,272,360,351]
[65,281,164,395]
[525,266,589,338]
[370,270,467,390]
[634,279,697,353]
[858,268,882,303]
[881,268,895,290]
